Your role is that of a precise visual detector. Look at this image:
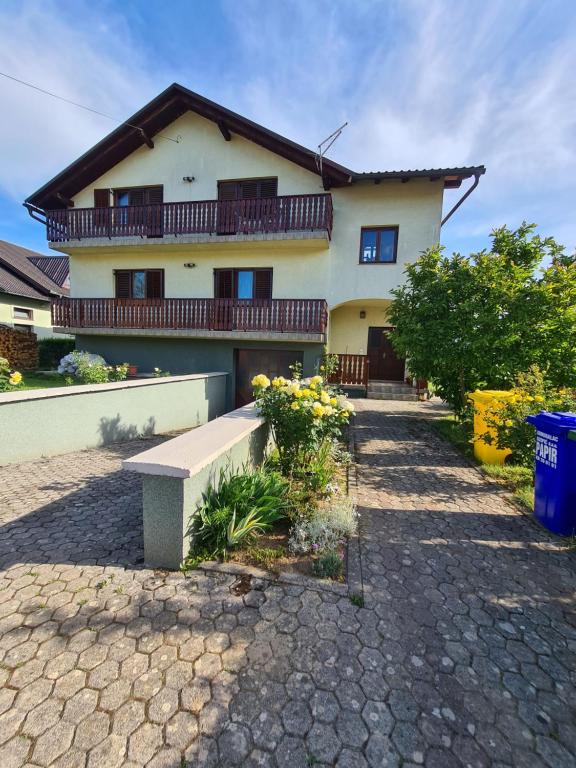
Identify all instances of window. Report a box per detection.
[217,178,278,201]
[115,269,164,299]
[359,227,398,264]
[13,307,33,320]
[214,269,272,300]
[13,323,33,333]
[112,186,164,207]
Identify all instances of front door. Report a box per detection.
[367,327,405,381]
[235,349,303,408]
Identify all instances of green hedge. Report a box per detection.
[38,338,75,370]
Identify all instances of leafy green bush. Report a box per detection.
[312,550,343,580]
[253,371,354,474]
[189,467,292,559]
[390,223,576,414]
[38,338,75,370]
[484,366,576,467]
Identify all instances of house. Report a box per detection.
[24,83,484,406]
[0,241,68,337]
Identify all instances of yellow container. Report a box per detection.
[468,390,515,465]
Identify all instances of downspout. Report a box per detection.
[440,171,482,227]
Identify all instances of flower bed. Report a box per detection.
[184,365,357,583]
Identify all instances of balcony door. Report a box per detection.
[214,268,273,330]
[217,178,278,234]
[113,186,164,237]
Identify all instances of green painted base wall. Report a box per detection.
[0,374,227,465]
[76,335,324,409]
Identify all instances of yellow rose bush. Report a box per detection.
[484,366,576,467]
[253,369,354,474]
[0,357,23,392]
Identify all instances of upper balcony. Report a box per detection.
[44,193,333,247]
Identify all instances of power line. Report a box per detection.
[0,71,180,143]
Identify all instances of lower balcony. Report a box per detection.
[52,297,328,343]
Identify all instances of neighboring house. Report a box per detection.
[0,241,68,337]
[24,83,484,405]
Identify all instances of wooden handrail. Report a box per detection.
[326,354,370,387]
[52,297,328,335]
[45,193,333,242]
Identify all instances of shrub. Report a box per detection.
[312,551,344,580]
[253,372,354,474]
[57,351,128,384]
[289,497,358,554]
[38,338,75,370]
[190,467,292,559]
[0,357,23,391]
[484,366,576,467]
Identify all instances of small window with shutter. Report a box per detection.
[113,186,164,206]
[214,268,272,300]
[115,269,164,299]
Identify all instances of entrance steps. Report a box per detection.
[367,381,419,401]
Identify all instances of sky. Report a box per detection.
[0,0,575,258]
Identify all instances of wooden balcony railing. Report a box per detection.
[326,354,370,387]
[52,297,328,335]
[45,193,333,242]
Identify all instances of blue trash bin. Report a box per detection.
[525,411,576,536]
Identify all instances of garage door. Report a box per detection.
[235,349,304,408]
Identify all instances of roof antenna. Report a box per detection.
[315,122,348,178]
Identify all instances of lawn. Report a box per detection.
[18,372,66,390]
[430,414,534,511]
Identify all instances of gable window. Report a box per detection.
[13,307,34,320]
[217,178,278,201]
[359,227,398,264]
[115,269,164,299]
[214,269,272,300]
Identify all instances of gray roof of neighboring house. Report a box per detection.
[0,240,68,301]
[28,256,69,288]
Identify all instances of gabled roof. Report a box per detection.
[0,241,67,301]
[25,83,485,210]
[28,256,69,288]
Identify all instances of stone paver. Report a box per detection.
[0,407,575,766]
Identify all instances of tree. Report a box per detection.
[389,223,576,414]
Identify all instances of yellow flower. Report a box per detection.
[330,397,337,406]
[272,376,287,388]
[323,405,334,416]
[312,402,325,418]
[9,371,22,385]
[525,395,534,402]
[505,419,514,427]
[301,388,312,397]
[251,374,271,389]
[320,391,331,404]
[290,401,300,411]
[534,395,544,403]
[310,375,323,387]
[293,390,304,398]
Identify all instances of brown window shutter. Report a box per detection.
[145,270,164,299]
[146,186,164,205]
[259,178,278,198]
[115,271,131,298]
[254,269,273,300]
[239,180,259,200]
[129,188,146,207]
[214,269,233,299]
[94,189,110,207]
[218,182,238,201]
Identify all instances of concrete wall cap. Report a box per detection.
[0,372,228,405]
[122,402,265,479]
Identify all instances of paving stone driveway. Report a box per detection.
[0,401,575,768]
